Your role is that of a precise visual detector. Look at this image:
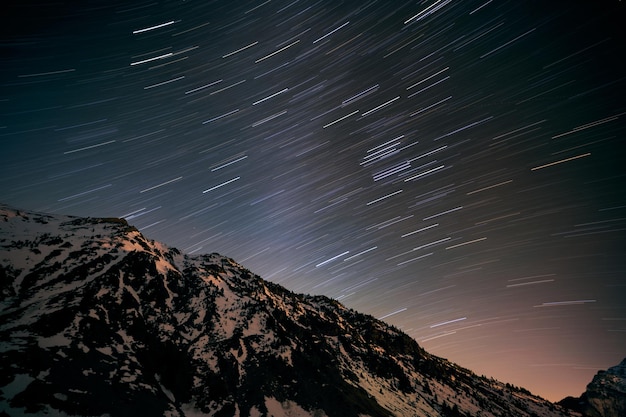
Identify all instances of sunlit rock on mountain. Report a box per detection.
[0,204,580,416]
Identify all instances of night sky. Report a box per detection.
[2,0,625,402]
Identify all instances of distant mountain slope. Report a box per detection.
[558,358,625,417]
[0,204,577,417]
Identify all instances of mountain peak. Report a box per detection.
[1,205,577,417]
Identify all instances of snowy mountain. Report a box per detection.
[0,204,578,417]
[558,358,626,417]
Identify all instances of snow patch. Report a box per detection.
[264,397,321,417]
[53,392,68,401]
[180,402,213,417]
[38,332,72,348]
[156,373,176,403]
[242,312,265,337]
[155,256,175,276]
[249,406,263,417]
[96,346,113,356]
[1,373,35,400]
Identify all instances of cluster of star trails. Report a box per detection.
[2,0,624,402]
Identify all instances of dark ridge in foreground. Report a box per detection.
[0,204,579,417]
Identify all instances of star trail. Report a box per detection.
[2,0,625,401]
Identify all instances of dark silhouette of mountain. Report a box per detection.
[1,204,577,417]
[558,358,626,417]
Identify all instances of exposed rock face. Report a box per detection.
[0,204,576,417]
[584,359,626,417]
[558,359,626,417]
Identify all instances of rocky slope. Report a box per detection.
[558,358,626,417]
[0,204,577,417]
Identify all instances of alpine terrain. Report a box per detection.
[0,204,580,417]
[558,358,626,417]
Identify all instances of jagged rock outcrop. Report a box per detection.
[0,204,577,417]
[559,358,626,417]
[586,358,626,417]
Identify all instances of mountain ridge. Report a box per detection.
[0,204,578,417]
[558,358,626,417]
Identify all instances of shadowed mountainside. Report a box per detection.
[0,204,578,417]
